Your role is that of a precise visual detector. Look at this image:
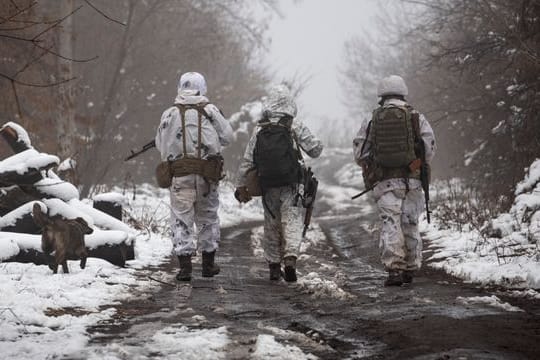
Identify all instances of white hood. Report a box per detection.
[263,84,297,119]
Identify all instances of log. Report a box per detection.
[0,169,44,187]
[92,197,134,261]
[0,186,38,216]
[0,123,31,154]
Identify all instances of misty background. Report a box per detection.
[1,0,539,214]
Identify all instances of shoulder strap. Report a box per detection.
[360,120,372,157]
[174,103,209,159]
[410,110,421,142]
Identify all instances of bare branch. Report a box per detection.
[83,0,126,26]
[32,5,83,40]
[0,72,77,88]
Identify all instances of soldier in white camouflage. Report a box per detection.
[235,85,323,282]
[353,75,436,286]
[156,72,233,282]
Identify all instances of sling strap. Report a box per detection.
[174,103,209,159]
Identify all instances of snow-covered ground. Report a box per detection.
[420,160,540,289]
[0,181,263,360]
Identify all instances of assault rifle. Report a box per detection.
[302,167,319,238]
[124,140,155,161]
[351,183,377,200]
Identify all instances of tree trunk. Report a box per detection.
[57,0,77,185]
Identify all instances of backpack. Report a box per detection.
[371,105,417,168]
[253,117,302,189]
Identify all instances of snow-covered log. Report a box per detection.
[0,229,132,267]
[0,122,32,153]
[0,149,59,187]
[91,192,134,260]
[0,186,38,216]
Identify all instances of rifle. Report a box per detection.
[302,167,318,238]
[411,113,431,223]
[124,140,156,161]
[351,183,377,200]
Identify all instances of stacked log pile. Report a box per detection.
[0,122,136,268]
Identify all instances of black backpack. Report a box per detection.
[253,117,302,189]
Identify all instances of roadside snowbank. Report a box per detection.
[423,160,540,289]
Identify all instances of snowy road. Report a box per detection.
[81,204,540,359]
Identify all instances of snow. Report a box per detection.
[515,158,540,195]
[33,177,80,201]
[0,186,173,359]
[85,229,129,249]
[0,201,39,229]
[0,238,19,260]
[1,121,32,147]
[253,334,318,360]
[42,198,94,226]
[57,158,76,172]
[218,181,264,227]
[296,272,354,300]
[68,199,135,240]
[93,192,127,206]
[0,148,59,175]
[423,162,540,289]
[456,295,523,312]
[0,232,41,251]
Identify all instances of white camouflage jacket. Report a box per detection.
[156,94,233,162]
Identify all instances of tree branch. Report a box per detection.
[83,0,126,26]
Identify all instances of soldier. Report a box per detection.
[235,84,323,282]
[155,72,233,281]
[353,75,436,286]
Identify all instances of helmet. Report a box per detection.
[377,75,408,97]
[178,72,207,96]
[263,84,297,118]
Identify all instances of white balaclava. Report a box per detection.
[178,72,207,96]
[377,75,408,97]
[263,84,297,118]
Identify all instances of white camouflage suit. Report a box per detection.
[156,72,233,256]
[237,85,323,264]
[353,98,436,272]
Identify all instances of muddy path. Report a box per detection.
[85,201,540,359]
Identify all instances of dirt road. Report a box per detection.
[86,201,540,359]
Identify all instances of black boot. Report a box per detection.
[384,270,403,287]
[269,263,281,281]
[202,251,220,277]
[402,270,414,284]
[176,255,192,281]
[283,256,297,283]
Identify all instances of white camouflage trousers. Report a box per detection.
[374,181,424,271]
[169,175,220,256]
[262,186,303,264]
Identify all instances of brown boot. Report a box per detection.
[176,255,192,281]
[283,256,297,283]
[202,251,220,277]
[269,263,281,281]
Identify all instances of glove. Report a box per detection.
[234,186,252,203]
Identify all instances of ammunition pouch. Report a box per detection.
[155,155,224,189]
[361,157,380,189]
[156,161,173,188]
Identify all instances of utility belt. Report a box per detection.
[155,155,224,188]
[362,158,422,190]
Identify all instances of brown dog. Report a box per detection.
[32,203,93,274]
